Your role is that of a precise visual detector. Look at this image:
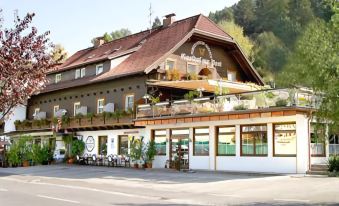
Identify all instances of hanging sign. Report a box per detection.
[180,41,222,67]
[85,136,95,152]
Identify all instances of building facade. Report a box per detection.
[2,14,336,173]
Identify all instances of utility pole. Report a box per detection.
[148,3,153,33]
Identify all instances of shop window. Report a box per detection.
[153,130,167,155]
[98,136,108,155]
[165,59,175,71]
[96,64,103,75]
[118,135,129,156]
[73,102,81,116]
[55,73,61,83]
[241,125,267,156]
[194,128,209,156]
[273,123,296,156]
[97,99,105,114]
[217,126,236,156]
[310,123,326,156]
[125,94,134,111]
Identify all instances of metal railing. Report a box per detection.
[136,88,319,119]
[311,143,325,156]
[329,144,339,156]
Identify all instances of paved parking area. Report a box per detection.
[0,165,338,205]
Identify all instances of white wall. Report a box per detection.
[4,105,27,133]
[146,114,311,174]
[76,128,146,156]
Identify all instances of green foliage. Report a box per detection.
[145,140,156,162]
[86,112,94,119]
[75,113,83,119]
[275,98,288,107]
[62,135,73,158]
[214,87,229,96]
[61,115,70,125]
[14,120,21,126]
[233,104,248,111]
[130,136,144,162]
[71,139,85,157]
[92,29,132,45]
[152,16,162,29]
[328,155,339,172]
[218,20,255,61]
[50,44,68,64]
[209,6,234,23]
[184,91,199,101]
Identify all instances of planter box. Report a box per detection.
[69,118,81,128]
[105,117,118,125]
[92,116,104,126]
[118,116,133,124]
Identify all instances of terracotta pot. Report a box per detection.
[146,162,152,168]
[67,158,74,164]
[22,160,30,167]
[134,163,139,169]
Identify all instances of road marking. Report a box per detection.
[0,188,8,192]
[209,193,242,198]
[274,198,310,203]
[37,195,80,204]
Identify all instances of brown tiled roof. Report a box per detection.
[43,14,262,93]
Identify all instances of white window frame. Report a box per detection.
[165,59,175,71]
[96,64,104,75]
[55,73,62,83]
[187,62,198,75]
[227,71,236,82]
[34,108,40,116]
[81,68,86,78]
[97,99,105,114]
[75,69,81,79]
[125,94,134,111]
[53,105,59,117]
[73,102,81,116]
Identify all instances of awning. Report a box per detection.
[147,79,259,94]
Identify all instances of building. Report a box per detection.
[2,14,337,173]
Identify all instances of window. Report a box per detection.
[217,126,236,156]
[118,135,129,155]
[187,63,198,74]
[310,123,326,156]
[125,94,134,111]
[96,64,103,75]
[165,59,175,71]
[194,128,209,156]
[98,136,108,155]
[81,68,86,78]
[227,71,236,82]
[53,105,59,117]
[34,108,40,116]
[97,99,105,114]
[153,130,167,155]
[55,73,61,83]
[73,102,81,116]
[241,125,267,156]
[274,123,296,156]
[75,69,81,79]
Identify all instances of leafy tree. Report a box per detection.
[50,44,68,63]
[209,7,234,23]
[102,32,113,42]
[0,12,54,121]
[233,0,256,35]
[152,16,161,28]
[218,20,255,61]
[278,6,339,133]
[253,32,289,74]
[110,28,131,40]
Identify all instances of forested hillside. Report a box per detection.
[209,0,335,83]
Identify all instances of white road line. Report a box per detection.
[37,195,80,204]
[0,188,8,192]
[274,198,310,203]
[209,193,242,198]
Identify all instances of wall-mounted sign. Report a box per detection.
[180,41,222,67]
[85,136,95,152]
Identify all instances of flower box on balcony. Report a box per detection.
[105,117,118,125]
[119,114,133,124]
[154,102,171,117]
[92,115,104,126]
[69,118,81,128]
[172,100,193,115]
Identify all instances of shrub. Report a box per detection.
[172,68,180,80]
[328,156,339,172]
[14,120,22,126]
[86,112,94,119]
[130,136,144,163]
[233,104,248,110]
[75,113,83,119]
[71,139,85,157]
[275,98,288,107]
[145,140,156,162]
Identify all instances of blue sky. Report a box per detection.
[1,0,239,54]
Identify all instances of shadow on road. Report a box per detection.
[0,164,278,184]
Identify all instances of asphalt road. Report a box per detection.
[0,165,339,206]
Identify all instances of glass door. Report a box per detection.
[170,136,189,170]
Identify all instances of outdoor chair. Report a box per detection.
[107,155,114,167]
[121,156,131,168]
[92,154,97,166]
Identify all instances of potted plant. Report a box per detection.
[71,139,85,161]
[32,119,42,129]
[233,104,248,111]
[172,68,180,81]
[86,112,94,124]
[62,135,73,163]
[145,140,156,168]
[14,120,22,130]
[166,70,173,81]
[22,120,32,129]
[74,113,83,126]
[275,98,288,107]
[40,144,51,165]
[129,136,144,168]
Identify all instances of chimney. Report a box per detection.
[163,13,176,27]
[94,36,105,48]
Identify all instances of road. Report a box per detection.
[0,165,339,206]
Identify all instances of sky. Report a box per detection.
[1,0,239,55]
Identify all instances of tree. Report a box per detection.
[50,44,68,63]
[152,16,161,29]
[209,7,234,23]
[0,12,54,121]
[233,0,256,36]
[110,28,131,40]
[218,20,255,61]
[278,9,339,133]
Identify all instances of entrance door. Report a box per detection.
[118,135,129,156]
[170,136,189,170]
[98,136,108,155]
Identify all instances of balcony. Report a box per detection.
[14,112,134,132]
[136,88,319,119]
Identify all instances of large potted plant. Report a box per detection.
[71,139,85,160]
[6,144,20,167]
[62,135,73,164]
[145,140,156,168]
[129,136,144,168]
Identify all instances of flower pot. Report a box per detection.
[22,160,30,167]
[67,158,74,164]
[133,163,139,169]
[146,162,152,168]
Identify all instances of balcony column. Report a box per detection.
[166,129,170,163]
[209,125,216,170]
[236,125,241,157]
[267,123,273,157]
[189,127,194,170]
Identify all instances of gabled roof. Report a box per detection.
[43,14,263,94]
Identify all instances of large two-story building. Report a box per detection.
[2,14,337,173]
